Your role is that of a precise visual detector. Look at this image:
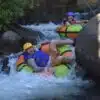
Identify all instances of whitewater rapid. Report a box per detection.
[0,22,94,100]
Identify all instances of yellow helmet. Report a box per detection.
[23,42,33,51]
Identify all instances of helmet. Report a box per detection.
[67,12,74,16]
[23,42,33,51]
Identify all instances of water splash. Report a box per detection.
[0,53,93,100]
[22,22,60,41]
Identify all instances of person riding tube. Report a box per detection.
[30,39,74,77]
[40,40,74,60]
[66,12,88,25]
[16,39,74,76]
[40,39,74,66]
[16,42,53,75]
[16,42,35,73]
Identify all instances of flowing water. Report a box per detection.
[0,22,95,100]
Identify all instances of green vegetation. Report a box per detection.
[0,0,34,31]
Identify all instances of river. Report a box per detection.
[0,22,97,100]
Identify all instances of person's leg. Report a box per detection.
[49,39,74,66]
[52,56,74,66]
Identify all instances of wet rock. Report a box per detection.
[2,31,21,42]
[75,13,100,83]
[0,38,21,55]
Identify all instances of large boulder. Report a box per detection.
[75,13,100,83]
[2,31,21,42]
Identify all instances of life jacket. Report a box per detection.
[40,43,73,58]
[16,52,34,72]
[33,50,50,67]
[22,52,34,61]
[66,24,82,39]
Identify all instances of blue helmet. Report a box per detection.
[67,12,74,16]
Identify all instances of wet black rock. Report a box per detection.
[2,31,21,42]
[75,14,100,83]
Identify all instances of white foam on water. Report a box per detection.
[22,22,60,40]
[0,66,92,100]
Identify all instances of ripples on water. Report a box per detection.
[0,23,94,100]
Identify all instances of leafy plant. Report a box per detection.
[0,0,35,31]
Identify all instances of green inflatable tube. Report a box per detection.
[59,33,66,38]
[17,63,70,77]
[67,24,83,32]
[21,66,34,73]
[17,64,34,73]
[54,64,70,77]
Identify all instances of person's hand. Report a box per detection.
[40,67,53,77]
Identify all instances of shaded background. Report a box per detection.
[16,0,100,24]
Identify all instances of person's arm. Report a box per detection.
[76,20,88,24]
[16,55,25,66]
[27,58,44,72]
[51,39,74,46]
[49,39,74,57]
[16,55,27,71]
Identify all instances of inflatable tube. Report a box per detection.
[17,64,34,73]
[56,25,67,38]
[19,64,70,77]
[57,24,83,39]
[20,66,34,73]
[59,33,66,38]
[66,24,83,39]
[66,33,79,39]
[54,64,70,77]
[75,14,100,83]
[67,24,83,32]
